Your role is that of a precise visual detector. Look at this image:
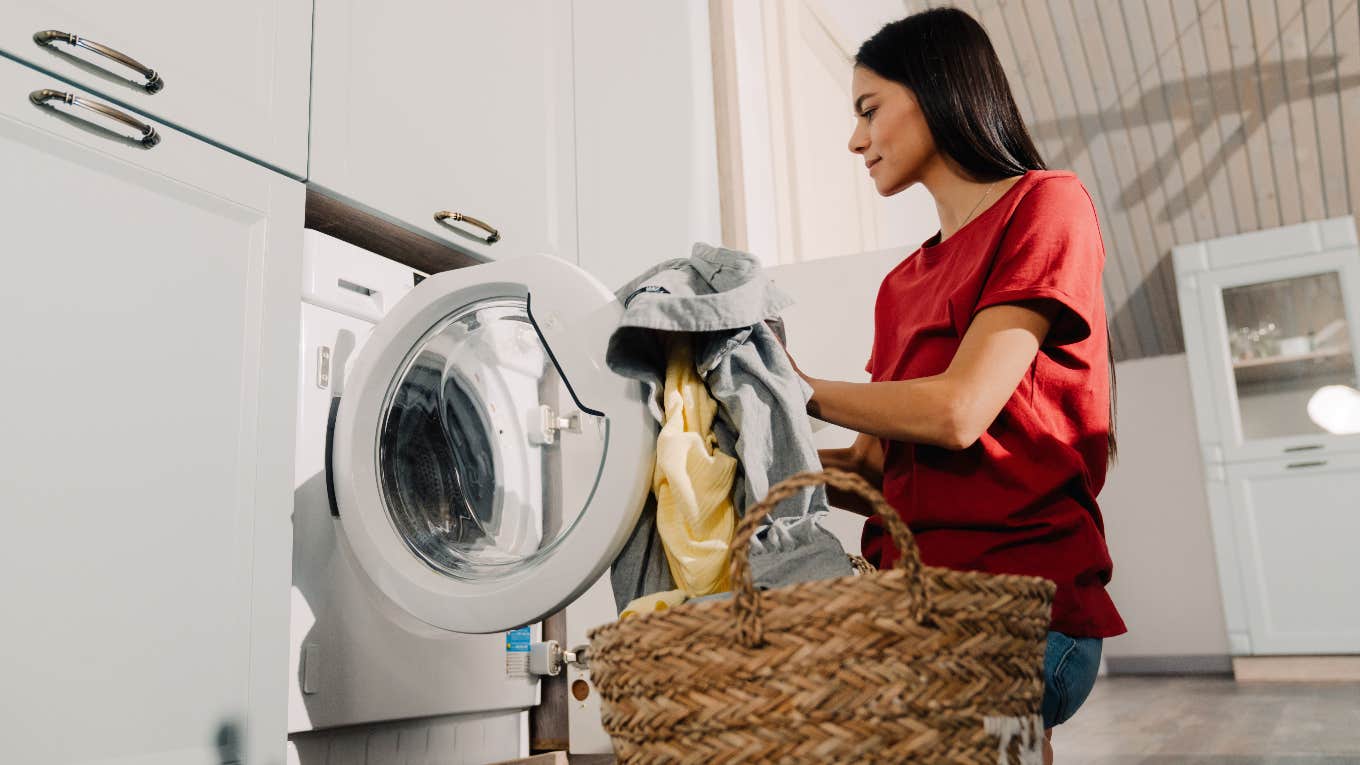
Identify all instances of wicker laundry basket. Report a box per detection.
[587,469,1056,765]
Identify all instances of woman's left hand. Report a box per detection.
[766,318,812,384]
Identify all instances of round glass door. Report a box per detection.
[376,297,604,582]
[329,254,653,634]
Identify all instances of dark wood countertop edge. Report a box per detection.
[304,187,483,274]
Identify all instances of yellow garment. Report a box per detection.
[652,337,738,597]
[619,589,687,620]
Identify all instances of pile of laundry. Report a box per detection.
[607,243,852,618]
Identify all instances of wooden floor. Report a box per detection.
[1052,676,1360,764]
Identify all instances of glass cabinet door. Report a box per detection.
[1195,246,1360,460]
[1221,271,1358,441]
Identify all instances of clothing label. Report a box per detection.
[983,715,1043,765]
[623,284,671,307]
[505,627,531,678]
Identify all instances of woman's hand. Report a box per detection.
[766,318,812,385]
[817,432,884,517]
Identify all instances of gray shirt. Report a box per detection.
[607,243,850,610]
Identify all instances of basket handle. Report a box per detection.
[729,468,932,648]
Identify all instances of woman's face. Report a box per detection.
[848,66,937,196]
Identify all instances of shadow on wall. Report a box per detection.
[1025,52,1360,361]
[1111,251,1184,359]
[1030,55,1360,225]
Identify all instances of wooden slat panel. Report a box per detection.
[1037,0,1154,359]
[1169,0,1240,238]
[1197,0,1260,234]
[1109,1,1195,367]
[971,1,1037,126]
[1080,0,1194,359]
[1302,0,1348,217]
[999,3,1068,167]
[1250,0,1307,224]
[1222,0,1285,228]
[1277,0,1329,221]
[1147,0,1220,243]
[1117,0,1198,247]
[1328,0,1360,219]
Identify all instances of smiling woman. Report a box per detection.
[786,8,1128,764]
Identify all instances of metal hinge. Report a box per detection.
[528,405,580,446]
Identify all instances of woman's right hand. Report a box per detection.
[817,432,885,517]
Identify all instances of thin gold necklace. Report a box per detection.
[959,181,997,229]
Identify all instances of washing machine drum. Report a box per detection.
[378,358,497,576]
[328,254,653,634]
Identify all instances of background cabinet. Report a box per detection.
[0,0,313,176]
[1176,217,1360,656]
[309,0,578,263]
[1221,454,1360,655]
[0,58,301,764]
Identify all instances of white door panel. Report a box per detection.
[0,59,301,765]
[1227,454,1360,654]
[309,0,577,262]
[0,0,312,175]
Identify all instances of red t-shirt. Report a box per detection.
[861,170,1126,638]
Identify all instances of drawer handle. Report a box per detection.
[29,89,160,147]
[34,30,164,93]
[1283,444,1324,453]
[434,210,501,245]
[1285,460,1327,470]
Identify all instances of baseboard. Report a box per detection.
[1232,655,1360,682]
[1104,654,1233,675]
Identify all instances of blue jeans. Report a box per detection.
[1041,630,1102,729]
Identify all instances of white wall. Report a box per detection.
[769,247,907,553]
[574,0,722,291]
[730,0,938,266]
[1101,354,1231,660]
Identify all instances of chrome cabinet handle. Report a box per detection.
[434,210,501,245]
[1285,460,1328,470]
[29,89,160,147]
[34,30,164,93]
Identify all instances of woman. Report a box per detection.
[788,8,1127,763]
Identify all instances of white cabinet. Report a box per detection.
[572,0,721,289]
[1175,217,1360,464]
[309,0,577,263]
[0,58,301,765]
[1176,217,1360,657]
[1216,455,1360,655]
[0,0,312,176]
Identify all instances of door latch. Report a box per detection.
[528,640,590,677]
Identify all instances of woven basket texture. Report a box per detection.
[588,469,1056,764]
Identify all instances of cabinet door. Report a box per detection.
[0,59,301,765]
[1186,250,1360,462]
[1225,454,1360,655]
[310,0,577,263]
[0,0,312,176]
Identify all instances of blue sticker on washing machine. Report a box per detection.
[505,627,531,653]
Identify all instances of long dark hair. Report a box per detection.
[857,7,1118,460]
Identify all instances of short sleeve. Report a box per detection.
[976,177,1104,346]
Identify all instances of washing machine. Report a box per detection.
[288,231,651,763]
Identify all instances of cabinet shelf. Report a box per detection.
[1232,346,1352,371]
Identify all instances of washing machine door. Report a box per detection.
[330,254,654,633]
